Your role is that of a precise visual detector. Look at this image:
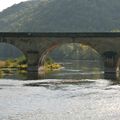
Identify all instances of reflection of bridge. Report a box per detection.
[0,32,120,79]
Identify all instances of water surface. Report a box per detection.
[0,60,120,120]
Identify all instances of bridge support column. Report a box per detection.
[103,51,120,80]
[26,51,39,72]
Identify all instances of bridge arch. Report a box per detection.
[0,42,27,63]
[1,32,120,80]
[37,42,120,80]
[38,42,102,66]
[102,51,120,79]
[0,42,26,57]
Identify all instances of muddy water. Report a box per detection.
[0,60,120,120]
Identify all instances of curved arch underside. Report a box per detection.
[0,43,26,60]
[39,43,102,65]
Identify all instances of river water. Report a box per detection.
[1,60,120,120]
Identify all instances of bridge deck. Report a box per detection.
[0,32,120,38]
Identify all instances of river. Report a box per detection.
[0,60,120,120]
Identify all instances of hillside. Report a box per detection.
[0,0,120,32]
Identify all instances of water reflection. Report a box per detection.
[1,61,120,120]
[0,60,105,80]
[39,60,104,80]
[0,68,28,80]
[0,60,120,81]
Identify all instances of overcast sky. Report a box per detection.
[0,0,29,12]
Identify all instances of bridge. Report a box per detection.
[0,32,120,79]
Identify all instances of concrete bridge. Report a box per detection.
[0,32,120,79]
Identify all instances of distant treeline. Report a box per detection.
[0,0,120,32]
[48,43,101,60]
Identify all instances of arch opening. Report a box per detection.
[0,43,27,80]
[0,43,26,60]
[102,51,120,80]
[39,43,104,80]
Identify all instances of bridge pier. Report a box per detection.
[26,51,39,72]
[103,51,120,80]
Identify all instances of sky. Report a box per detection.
[0,0,29,12]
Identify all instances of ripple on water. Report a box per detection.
[23,79,112,92]
[1,78,120,120]
[23,79,95,87]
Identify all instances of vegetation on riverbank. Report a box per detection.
[43,58,62,73]
[0,56,62,77]
[2,56,27,69]
[0,56,27,76]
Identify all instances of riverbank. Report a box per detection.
[0,59,27,77]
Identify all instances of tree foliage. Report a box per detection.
[48,43,101,60]
[0,0,120,32]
